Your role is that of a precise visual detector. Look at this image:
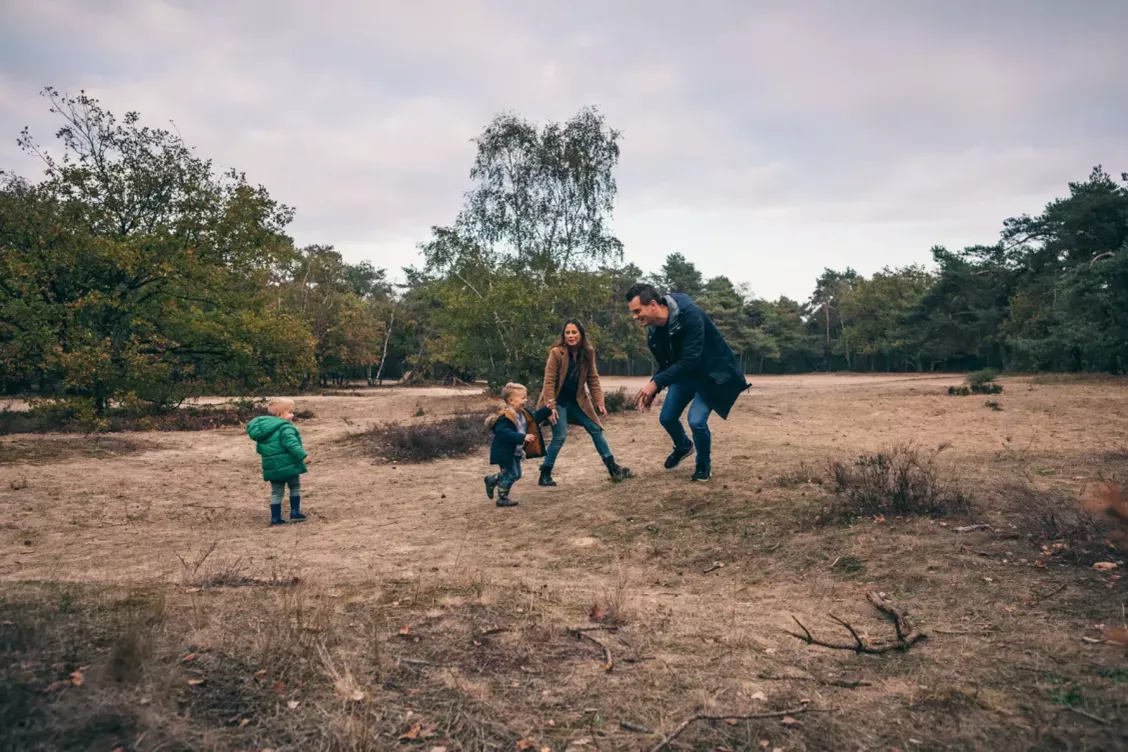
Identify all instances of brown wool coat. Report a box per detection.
[537,345,604,428]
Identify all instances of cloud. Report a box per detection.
[1,0,1126,300]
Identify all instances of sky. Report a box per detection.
[2,0,1127,301]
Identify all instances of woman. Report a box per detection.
[537,319,632,486]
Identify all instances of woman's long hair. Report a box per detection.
[555,318,595,367]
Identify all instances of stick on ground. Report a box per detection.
[786,592,927,654]
[648,706,810,752]
[567,627,613,671]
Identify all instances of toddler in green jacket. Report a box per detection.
[246,398,310,526]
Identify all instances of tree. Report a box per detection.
[658,253,705,297]
[0,88,315,409]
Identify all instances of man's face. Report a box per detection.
[628,296,660,327]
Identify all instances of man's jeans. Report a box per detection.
[658,381,713,467]
[542,403,612,469]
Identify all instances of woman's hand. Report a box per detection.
[550,408,559,424]
[597,405,607,417]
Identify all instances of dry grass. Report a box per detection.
[2,375,1127,750]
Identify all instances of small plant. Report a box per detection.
[972,382,1003,395]
[967,369,998,387]
[362,413,491,463]
[602,388,637,414]
[819,443,972,523]
[947,385,971,396]
[985,400,1002,411]
[414,406,425,417]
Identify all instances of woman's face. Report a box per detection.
[563,323,582,347]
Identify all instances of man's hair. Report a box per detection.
[625,282,662,305]
[500,382,527,403]
[267,398,295,416]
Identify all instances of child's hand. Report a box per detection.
[303,456,312,465]
[523,434,536,446]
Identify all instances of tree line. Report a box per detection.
[2,90,1127,414]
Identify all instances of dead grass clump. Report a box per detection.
[361,413,490,463]
[776,460,822,488]
[999,480,1124,564]
[819,444,972,523]
[0,436,160,465]
[603,387,638,414]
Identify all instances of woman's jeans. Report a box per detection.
[542,403,612,469]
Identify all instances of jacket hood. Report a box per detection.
[246,415,289,441]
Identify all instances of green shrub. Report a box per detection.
[603,388,637,414]
[967,369,998,387]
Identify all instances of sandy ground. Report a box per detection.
[2,373,1127,750]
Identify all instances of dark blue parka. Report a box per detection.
[646,293,750,419]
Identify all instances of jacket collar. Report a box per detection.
[648,294,683,338]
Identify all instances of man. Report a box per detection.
[626,282,750,481]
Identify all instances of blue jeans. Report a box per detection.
[497,456,523,489]
[659,381,713,467]
[542,402,612,469]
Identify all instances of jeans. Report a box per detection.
[270,476,301,507]
[542,402,612,469]
[659,381,713,467]
[497,456,523,490]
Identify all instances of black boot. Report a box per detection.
[691,464,712,482]
[495,486,519,507]
[289,496,307,522]
[665,441,694,469]
[484,473,499,499]
[539,466,557,486]
[603,456,633,482]
[270,504,286,526]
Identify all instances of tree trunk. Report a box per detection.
[375,307,395,385]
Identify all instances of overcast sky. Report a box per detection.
[2,0,1126,300]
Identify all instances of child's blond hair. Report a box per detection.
[267,398,295,417]
[500,382,527,403]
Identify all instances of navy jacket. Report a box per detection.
[646,293,750,419]
[487,405,553,465]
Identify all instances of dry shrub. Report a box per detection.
[362,413,490,463]
[997,480,1120,563]
[819,443,972,523]
[1083,482,1128,552]
[0,399,313,435]
[602,387,637,414]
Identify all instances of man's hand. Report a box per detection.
[634,380,659,410]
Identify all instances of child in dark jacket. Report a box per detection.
[246,398,310,526]
[484,382,554,507]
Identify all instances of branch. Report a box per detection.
[648,706,810,752]
[567,627,613,671]
[786,592,927,654]
[1090,251,1115,268]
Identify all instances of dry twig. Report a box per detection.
[567,627,613,671]
[648,706,810,752]
[786,592,927,654]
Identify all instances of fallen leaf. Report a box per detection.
[69,670,84,687]
[400,723,424,741]
[182,653,197,663]
[781,716,800,726]
[187,678,206,686]
[873,515,885,523]
[1082,636,1101,644]
[516,739,537,750]
[759,742,770,749]
[473,640,482,647]
[271,680,285,695]
[1102,626,1128,647]
[184,587,201,593]
[589,603,607,622]
[751,691,767,701]
[724,718,739,726]
[240,718,250,727]
[399,626,411,635]
[287,700,300,710]
[1093,562,1119,572]
[254,669,267,678]
[428,748,448,752]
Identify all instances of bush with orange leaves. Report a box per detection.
[1082,482,1128,553]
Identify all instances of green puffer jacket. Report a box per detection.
[246,415,308,481]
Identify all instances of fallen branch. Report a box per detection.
[786,592,927,654]
[1029,582,1068,604]
[620,720,655,734]
[567,627,613,671]
[648,706,810,752]
[953,524,993,533]
[1066,706,1108,725]
[757,672,870,688]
